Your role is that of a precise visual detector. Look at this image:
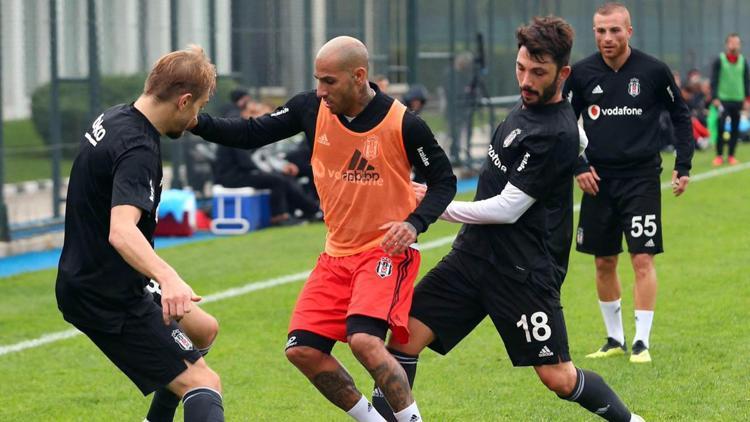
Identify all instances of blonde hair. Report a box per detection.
[144,45,216,102]
[594,2,631,25]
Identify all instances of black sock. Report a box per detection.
[559,368,631,422]
[183,388,224,422]
[372,348,419,422]
[146,348,212,422]
[147,388,181,422]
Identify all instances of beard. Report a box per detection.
[520,73,560,107]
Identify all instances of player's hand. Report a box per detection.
[379,221,417,255]
[576,166,600,196]
[159,276,202,325]
[411,182,427,205]
[671,170,690,196]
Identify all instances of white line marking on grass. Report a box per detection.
[2,162,748,357]
[0,329,80,355]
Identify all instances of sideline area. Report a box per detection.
[0,178,480,278]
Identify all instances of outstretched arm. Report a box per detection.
[191,93,311,150]
[440,183,535,224]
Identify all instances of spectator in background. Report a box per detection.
[220,88,252,118]
[711,33,750,165]
[403,84,428,115]
[442,52,474,162]
[682,69,710,124]
[213,101,320,225]
[680,69,712,150]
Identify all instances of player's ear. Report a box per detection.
[558,65,571,82]
[353,67,367,86]
[177,93,193,110]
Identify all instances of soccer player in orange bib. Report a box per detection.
[190,36,456,421]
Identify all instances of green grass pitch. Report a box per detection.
[1,152,749,421]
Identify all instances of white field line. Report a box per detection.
[2,162,748,357]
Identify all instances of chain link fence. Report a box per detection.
[2,0,750,240]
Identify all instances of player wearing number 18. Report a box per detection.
[374,16,644,422]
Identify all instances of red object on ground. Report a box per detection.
[155,211,193,237]
[195,210,211,231]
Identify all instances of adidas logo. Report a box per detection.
[343,149,381,184]
[592,85,604,94]
[595,404,611,414]
[644,238,655,248]
[538,345,554,357]
[317,134,330,145]
[409,415,421,422]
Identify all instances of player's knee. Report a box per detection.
[172,359,222,397]
[595,256,618,273]
[631,253,654,275]
[202,314,220,348]
[348,333,384,368]
[285,345,323,369]
[536,365,577,396]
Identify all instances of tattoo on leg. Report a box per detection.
[369,361,413,411]
[312,367,362,410]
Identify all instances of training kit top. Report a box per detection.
[56,104,163,332]
[565,48,694,178]
[452,100,580,287]
[192,83,456,253]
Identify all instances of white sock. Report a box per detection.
[346,395,386,422]
[598,299,625,345]
[394,401,422,422]
[633,310,654,348]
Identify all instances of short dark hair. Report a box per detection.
[516,16,575,70]
[726,33,741,43]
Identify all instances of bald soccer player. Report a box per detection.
[190,36,456,421]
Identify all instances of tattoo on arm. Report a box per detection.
[312,368,362,411]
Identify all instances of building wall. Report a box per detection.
[1,0,232,120]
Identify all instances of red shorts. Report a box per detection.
[289,246,421,344]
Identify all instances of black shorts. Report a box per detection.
[76,301,202,395]
[576,176,663,256]
[410,250,570,367]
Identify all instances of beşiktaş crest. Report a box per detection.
[375,256,393,278]
[364,135,379,160]
[503,128,522,148]
[628,78,641,97]
[171,329,194,351]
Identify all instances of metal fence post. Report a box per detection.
[406,0,418,85]
[138,0,148,72]
[448,0,459,164]
[209,0,217,66]
[87,0,100,119]
[49,0,63,219]
[169,0,183,189]
[0,0,10,241]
